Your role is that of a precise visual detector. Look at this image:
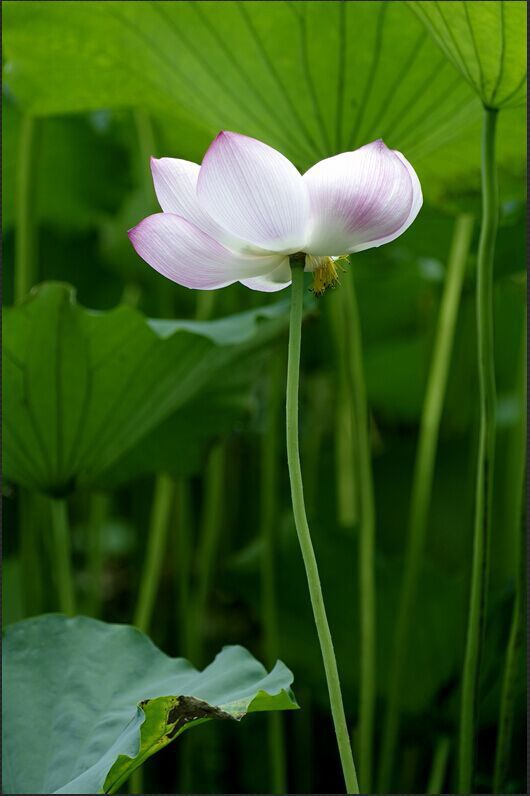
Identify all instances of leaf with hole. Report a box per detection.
[2,614,297,794]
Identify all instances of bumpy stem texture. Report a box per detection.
[458,107,498,793]
[379,213,474,791]
[50,498,76,616]
[286,263,359,794]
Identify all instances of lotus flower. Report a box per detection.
[129,132,422,294]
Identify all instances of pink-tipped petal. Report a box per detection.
[240,258,292,292]
[197,132,309,254]
[128,213,284,290]
[303,140,422,256]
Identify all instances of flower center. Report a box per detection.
[305,255,349,296]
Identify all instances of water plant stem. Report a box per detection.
[328,289,358,527]
[493,321,526,793]
[175,479,192,654]
[50,498,76,615]
[458,107,498,794]
[379,212,474,790]
[427,736,450,794]
[341,272,376,793]
[189,443,225,665]
[134,473,175,632]
[260,350,287,794]
[15,113,37,302]
[286,263,359,794]
[87,493,111,617]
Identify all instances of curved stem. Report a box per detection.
[458,107,498,793]
[493,320,526,793]
[15,113,38,302]
[341,273,376,793]
[378,212,474,790]
[134,473,174,632]
[260,350,287,794]
[50,498,76,615]
[286,263,359,794]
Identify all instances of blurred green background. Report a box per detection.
[2,2,526,794]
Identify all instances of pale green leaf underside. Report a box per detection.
[2,283,290,495]
[3,1,482,172]
[2,614,297,794]
[408,0,527,109]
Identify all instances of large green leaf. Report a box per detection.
[2,283,290,494]
[408,1,527,109]
[2,614,297,794]
[3,2,481,174]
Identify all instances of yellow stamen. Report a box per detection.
[307,255,349,296]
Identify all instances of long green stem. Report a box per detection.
[286,263,359,794]
[134,473,175,632]
[19,490,44,616]
[189,443,225,666]
[87,492,111,617]
[133,109,157,196]
[378,213,474,790]
[341,273,376,793]
[493,321,526,793]
[175,479,192,655]
[328,290,358,527]
[427,736,450,794]
[260,350,287,794]
[50,498,76,615]
[15,113,38,302]
[458,107,499,794]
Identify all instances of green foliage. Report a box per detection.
[2,284,290,494]
[409,1,527,109]
[2,614,297,794]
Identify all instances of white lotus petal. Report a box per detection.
[303,140,422,256]
[128,213,283,290]
[240,258,292,292]
[197,132,309,254]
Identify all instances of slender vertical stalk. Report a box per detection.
[133,473,175,632]
[458,107,499,794]
[328,289,358,527]
[260,350,287,794]
[493,321,526,793]
[175,479,192,654]
[427,736,450,794]
[15,114,38,302]
[188,443,225,665]
[195,290,216,322]
[341,273,376,793]
[378,213,474,791]
[19,490,44,616]
[87,492,111,617]
[133,109,157,196]
[50,498,76,616]
[286,263,359,794]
